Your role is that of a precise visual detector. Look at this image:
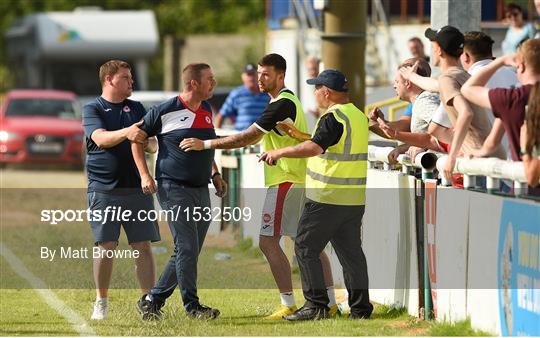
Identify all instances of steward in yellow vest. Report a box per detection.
[259,69,373,321]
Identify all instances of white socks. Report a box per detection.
[279,288,335,307]
[96,296,108,303]
[280,292,295,307]
[327,286,336,307]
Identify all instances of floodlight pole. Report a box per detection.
[321,0,367,109]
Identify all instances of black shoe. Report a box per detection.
[186,303,220,320]
[349,312,371,319]
[136,294,163,321]
[283,306,329,321]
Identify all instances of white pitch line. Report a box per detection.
[0,242,96,336]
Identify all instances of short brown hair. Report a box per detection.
[398,57,431,77]
[463,31,494,60]
[182,63,211,88]
[519,39,540,75]
[258,53,286,73]
[99,60,131,86]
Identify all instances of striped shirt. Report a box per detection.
[220,85,270,131]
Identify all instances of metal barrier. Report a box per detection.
[368,145,538,198]
[365,97,408,121]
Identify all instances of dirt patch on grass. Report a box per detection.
[205,227,238,248]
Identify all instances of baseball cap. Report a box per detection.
[243,63,257,74]
[306,69,348,92]
[424,25,464,56]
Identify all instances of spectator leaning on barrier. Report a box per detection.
[214,63,270,131]
[461,38,540,162]
[179,53,338,319]
[394,31,520,162]
[133,63,227,321]
[400,25,506,182]
[259,69,373,321]
[520,82,540,187]
[501,3,537,55]
[373,58,443,163]
[460,31,519,159]
[82,60,160,320]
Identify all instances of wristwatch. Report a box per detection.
[211,172,221,179]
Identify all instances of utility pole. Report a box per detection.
[430,0,481,32]
[163,35,183,92]
[321,0,367,109]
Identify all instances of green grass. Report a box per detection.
[1,185,491,336]
[0,265,76,336]
[2,286,434,336]
[426,319,492,336]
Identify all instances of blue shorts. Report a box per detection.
[87,191,161,245]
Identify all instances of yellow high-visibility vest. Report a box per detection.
[262,90,308,187]
[306,103,368,206]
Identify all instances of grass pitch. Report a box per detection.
[0,170,490,336]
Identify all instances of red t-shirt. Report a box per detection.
[488,84,532,161]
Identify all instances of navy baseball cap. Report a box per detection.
[306,69,348,92]
[243,63,257,74]
[424,25,464,56]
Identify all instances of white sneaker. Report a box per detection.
[91,298,108,320]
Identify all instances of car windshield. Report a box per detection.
[6,98,79,118]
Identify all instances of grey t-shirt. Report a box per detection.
[410,91,440,133]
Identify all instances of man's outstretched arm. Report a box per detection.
[461,53,518,109]
[180,124,264,151]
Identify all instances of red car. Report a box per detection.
[0,89,84,168]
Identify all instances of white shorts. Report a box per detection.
[260,182,305,237]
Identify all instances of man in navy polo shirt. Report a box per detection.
[132,63,227,321]
[82,60,161,320]
[214,63,270,131]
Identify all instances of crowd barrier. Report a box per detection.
[221,143,539,336]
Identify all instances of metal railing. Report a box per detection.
[367,145,538,198]
[365,97,408,121]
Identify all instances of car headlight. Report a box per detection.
[0,131,20,142]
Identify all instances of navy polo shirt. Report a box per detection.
[141,96,216,187]
[83,97,146,192]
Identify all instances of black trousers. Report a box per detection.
[295,199,373,317]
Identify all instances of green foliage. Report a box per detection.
[0,64,14,93]
[155,0,264,37]
[219,37,265,87]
